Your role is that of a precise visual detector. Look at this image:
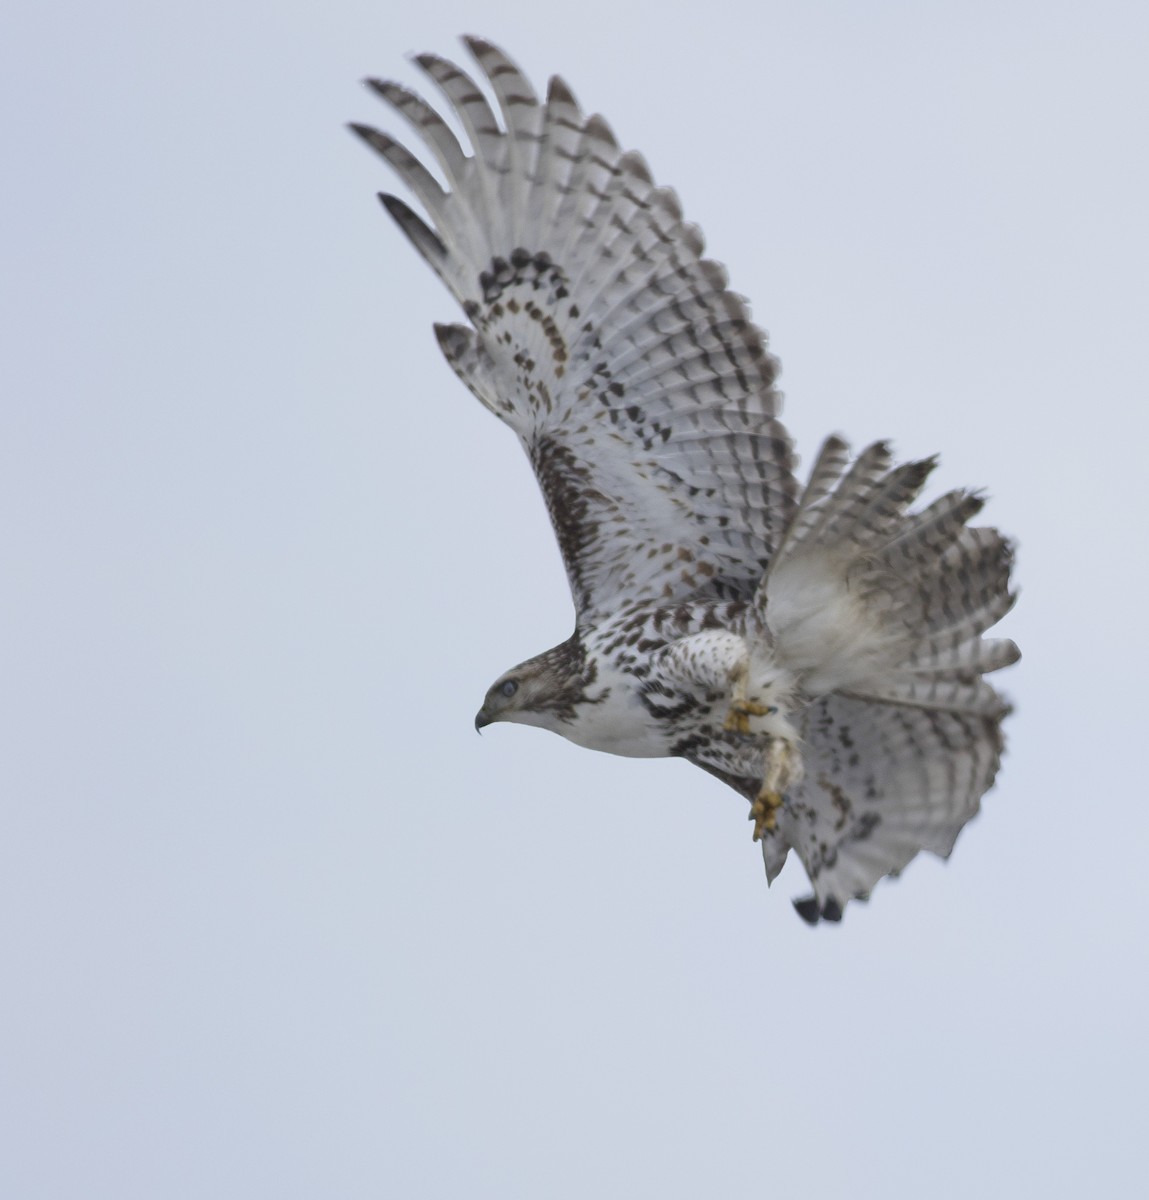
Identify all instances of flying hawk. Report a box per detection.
[351,37,1019,922]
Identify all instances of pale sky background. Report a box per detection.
[2,1,1147,1197]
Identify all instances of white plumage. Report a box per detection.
[353,37,1018,922]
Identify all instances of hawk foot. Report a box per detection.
[749,788,784,841]
[723,697,777,735]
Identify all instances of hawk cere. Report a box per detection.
[351,37,1019,922]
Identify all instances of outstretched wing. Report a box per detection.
[682,693,1009,925]
[781,694,1008,923]
[352,37,798,620]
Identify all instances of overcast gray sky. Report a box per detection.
[2,1,1147,1197]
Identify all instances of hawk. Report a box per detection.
[351,37,1019,922]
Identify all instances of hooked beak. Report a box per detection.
[475,707,492,733]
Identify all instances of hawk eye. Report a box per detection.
[500,679,518,698]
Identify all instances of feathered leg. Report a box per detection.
[651,630,802,837]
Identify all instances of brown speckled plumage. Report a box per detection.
[352,37,1019,922]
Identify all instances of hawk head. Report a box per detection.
[474,635,599,733]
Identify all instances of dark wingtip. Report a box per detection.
[375,193,448,263]
[377,191,405,217]
[821,897,844,923]
[793,896,821,925]
[377,189,419,223]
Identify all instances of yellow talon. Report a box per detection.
[724,697,775,735]
[725,709,750,735]
[749,788,784,841]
